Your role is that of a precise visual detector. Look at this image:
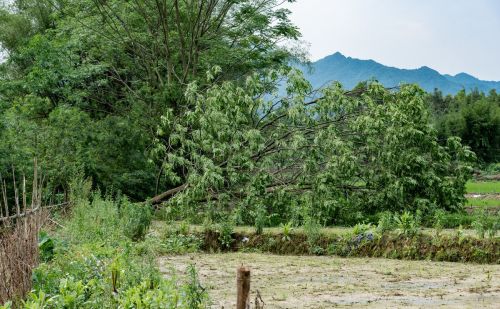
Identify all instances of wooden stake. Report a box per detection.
[237,266,251,309]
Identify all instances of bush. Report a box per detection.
[217,220,234,249]
[253,205,267,235]
[38,232,55,262]
[65,194,123,244]
[433,209,447,236]
[303,216,322,253]
[376,212,394,234]
[24,195,208,308]
[352,223,372,236]
[120,199,152,241]
[394,212,419,237]
[472,211,499,239]
[162,223,202,254]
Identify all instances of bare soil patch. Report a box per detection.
[159,253,500,308]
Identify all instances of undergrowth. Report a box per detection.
[1,195,208,308]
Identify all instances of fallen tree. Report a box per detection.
[150,70,475,225]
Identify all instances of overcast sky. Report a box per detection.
[286,0,500,81]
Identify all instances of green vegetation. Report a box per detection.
[1,196,208,308]
[466,198,499,208]
[0,0,499,306]
[466,181,500,193]
[428,89,500,164]
[190,222,499,263]
[0,0,301,201]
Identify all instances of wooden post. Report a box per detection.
[237,266,251,309]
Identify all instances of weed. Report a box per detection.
[120,198,152,241]
[164,234,202,254]
[433,209,446,236]
[217,220,234,249]
[254,205,267,235]
[38,232,55,262]
[303,216,322,252]
[280,221,294,242]
[376,211,394,234]
[471,210,499,239]
[352,223,372,236]
[394,211,419,237]
[185,265,208,308]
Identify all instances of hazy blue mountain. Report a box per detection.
[299,52,500,95]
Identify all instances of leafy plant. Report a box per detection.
[394,212,419,237]
[120,199,153,241]
[472,210,499,239]
[184,265,208,309]
[280,221,294,242]
[433,209,447,236]
[217,220,234,249]
[38,231,55,262]
[352,223,372,236]
[376,212,394,234]
[303,216,322,251]
[254,205,267,235]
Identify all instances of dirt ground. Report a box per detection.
[159,253,500,309]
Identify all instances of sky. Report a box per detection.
[286,0,500,81]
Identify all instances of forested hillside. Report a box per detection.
[300,52,500,95]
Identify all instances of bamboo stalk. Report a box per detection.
[22,175,26,213]
[12,167,20,218]
[1,177,8,219]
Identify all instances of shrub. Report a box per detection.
[217,220,234,249]
[303,216,322,252]
[394,211,419,237]
[65,194,122,244]
[433,209,447,236]
[376,212,394,234]
[38,232,55,262]
[162,224,202,254]
[352,223,373,236]
[27,211,207,308]
[472,211,499,239]
[253,205,267,235]
[69,175,92,204]
[120,199,153,241]
[280,221,294,242]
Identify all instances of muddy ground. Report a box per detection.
[159,253,500,308]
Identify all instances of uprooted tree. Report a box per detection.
[150,70,475,225]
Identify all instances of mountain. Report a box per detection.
[299,52,500,95]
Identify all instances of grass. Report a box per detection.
[466,181,500,194]
[466,198,500,208]
[169,223,478,237]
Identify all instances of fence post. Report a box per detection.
[237,266,251,309]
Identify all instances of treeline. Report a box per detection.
[427,89,500,164]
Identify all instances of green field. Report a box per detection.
[465,198,500,208]
[466,181,500,194]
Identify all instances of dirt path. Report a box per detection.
[159,253,500,309]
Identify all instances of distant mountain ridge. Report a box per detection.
[299,52,500,95]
